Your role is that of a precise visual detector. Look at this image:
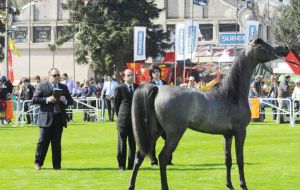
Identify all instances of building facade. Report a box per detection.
[11,0,92,84]
[9,0,280,83]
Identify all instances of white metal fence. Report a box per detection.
[7,97,105,127]
[3,97,300,127]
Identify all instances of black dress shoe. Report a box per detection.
[167,162,174,165]
[151,160,158,166]
[53,167,61,170]
[34,164,41,170]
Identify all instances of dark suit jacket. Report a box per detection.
[19,85,35,101]
[32,82,73,128]
[114,83,139,128]
[149,79,167,85]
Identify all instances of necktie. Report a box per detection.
[54,84,61,113]
[129,85,133,95]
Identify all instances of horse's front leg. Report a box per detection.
[128,151,145,190]
[224,135,234,190]
[235,129,248,190]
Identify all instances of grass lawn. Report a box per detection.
[0,113,299,190]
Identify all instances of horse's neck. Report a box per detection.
[221,53,255,103]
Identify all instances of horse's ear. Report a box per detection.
[250,38,264,46]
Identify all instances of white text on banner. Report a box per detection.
[134,27,146,61]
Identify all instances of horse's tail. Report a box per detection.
[132,84,159,156]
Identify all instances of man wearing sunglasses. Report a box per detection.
[114,69,139,171]
[32,68,73,170]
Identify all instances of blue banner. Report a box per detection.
[219,33,245,45]
[134,27,146,61]
[193,0,208,6]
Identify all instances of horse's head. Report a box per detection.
[246,38,288,64]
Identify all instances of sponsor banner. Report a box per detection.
[193,0,208,6]
[245,21,259,44]
[134,27,146,61]
[175,23,186,61]
[175,22,200,61]
[219,33,245,45]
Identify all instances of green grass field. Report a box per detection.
[0,113,300,190]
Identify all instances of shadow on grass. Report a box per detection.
[174,162,259,167]
[42,167,118,171]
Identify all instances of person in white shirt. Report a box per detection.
[61,73,76,121]
[101,75,118,121]
[292,79,300,110]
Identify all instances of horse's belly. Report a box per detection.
[188,120,232,134]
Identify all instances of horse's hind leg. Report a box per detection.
[224,135,234,190]
[158,133,184,190]
[235,130,248,190]
[128,151,145,190]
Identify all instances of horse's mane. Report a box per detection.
[213,50,248,100]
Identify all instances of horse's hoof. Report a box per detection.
[240,184,248,190]
[226,183,234,190]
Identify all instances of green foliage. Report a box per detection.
[274,0,300,49]
[59,0,171,75]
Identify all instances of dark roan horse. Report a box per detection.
[129,39,288,190]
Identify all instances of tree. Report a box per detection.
[48,43,57,68]
[274,0,300,50]
[57,0,171,76]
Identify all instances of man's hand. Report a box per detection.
[47,96,56,103]
[59,96,66,103]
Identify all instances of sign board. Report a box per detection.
[219,33,245,45]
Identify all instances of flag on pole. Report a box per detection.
[193,0,208,6]
[9,37,21,57]
[175,23,185,61]
[134,27,146,61]
[7,48,14,83]
[175,22,200,61]
[185,20,200,59]
[245,21,259,44]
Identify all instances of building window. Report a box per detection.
[199,24,213,41]
[219,24,240,32]
[203,6,208,18]
[185,0,190,18]
[167,0,179,19]
[33,26,51,43]
[57,26,67,39]
[12,26,28,43]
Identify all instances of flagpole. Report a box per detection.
[3,0,9,77]
[191,0,194,66]
[134,61,136,83]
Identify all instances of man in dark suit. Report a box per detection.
[32,68,73,170]
[114,69,138,171]
[148,64,173,166]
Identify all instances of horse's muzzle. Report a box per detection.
[274,46,289,57]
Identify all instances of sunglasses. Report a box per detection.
[52,74,60,78]
[126,74,133,77]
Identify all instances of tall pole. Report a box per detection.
[28,1,32,79]
[73,37,75,81]
[1,0,9,77]
[267,0,270,43]
[2,0,9,77]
